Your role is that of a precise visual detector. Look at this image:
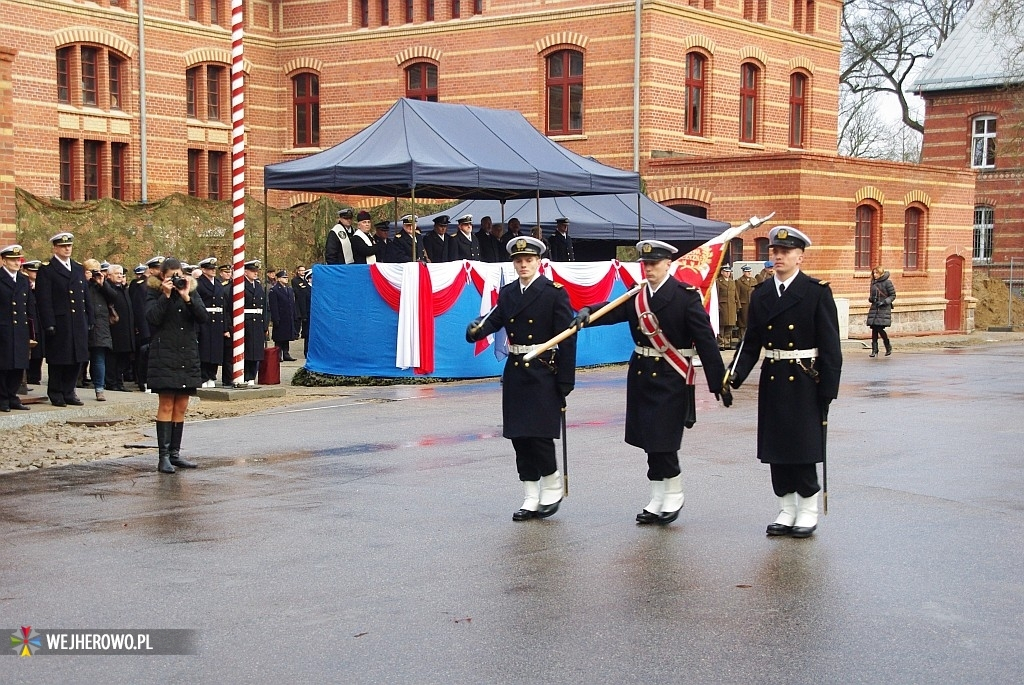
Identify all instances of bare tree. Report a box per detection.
[839,88,923,160]
[840,0,973,156]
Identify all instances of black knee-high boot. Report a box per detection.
[157,421,175,473]
[168,422,197,468]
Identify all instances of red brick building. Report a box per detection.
[914,0,1023,289]
[0,0,977,331]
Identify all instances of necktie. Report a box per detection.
[779,283,786,296]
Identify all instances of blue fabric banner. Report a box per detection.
[306,265,634,378]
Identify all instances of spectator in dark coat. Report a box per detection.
[351,211,384,264]
[291,266,311,356]
[105,264,136,392]
[35,232,92,407]
[269,270,298,361]
[83,258,113,401]
[242,260,266,384]
[0,245,34,411]
[450,214,482,261]
[476,216,502,263]
[195,257,229,386]
[547,217,575,262]
[146,257,209,474]
[866,266,896,357]
[20,259,44,385]
[423,215,453,263]
[386,216,427,263]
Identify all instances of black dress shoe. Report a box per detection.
[636,509,660,524]
[766,523,794,536]
[9,401,30,411]
[48,395,67,407]
[512,509,536,522]
[657,507,681,524]
[0,405,9,412]
[790,525,816,538]
[66,396,84,406]
[534,500,561,519]
[282,356,297,362]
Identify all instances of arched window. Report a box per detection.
[974,205,994,263]
[293,73,320,147]
[728,238,743,263]
[855,204,877,270]
[406,63,438,102]
[904,207,923,270]
[755,237,769,261]
[789,73,807,148]
[546,50,584,135]
[685,52,706,136]
[972,115,996,169]
[739,63,759,143]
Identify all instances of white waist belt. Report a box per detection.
[508,344,554,355]
[634,345,696,358]
[764,347,819,360]
[244,308,263,314]
[206,307,223,313]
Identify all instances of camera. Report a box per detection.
[171,275,188,289]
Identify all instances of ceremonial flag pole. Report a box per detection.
[229,0,247,386]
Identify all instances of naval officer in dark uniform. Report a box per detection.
[729,226,842,538]
[465,236,577,521]
[35,232,92,407]
[195,257,229,387]
[547,217,575,262]
[242,259,267,384]
[450,214,481,261]
[0,245,34,411]
[574,239,730,524]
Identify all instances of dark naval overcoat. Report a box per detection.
[591,280,725,452]
[730,271,843,465]
[196,274,228,364]
[244,278,266,362]
[35,257,92,364]
[473,275,576,439]
[0,270,34,370]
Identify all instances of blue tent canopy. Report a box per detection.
[263,99,640,199]
[419,194,729,241]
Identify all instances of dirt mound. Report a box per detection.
[974,273,1024,331]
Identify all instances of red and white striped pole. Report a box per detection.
[229,0,246,385]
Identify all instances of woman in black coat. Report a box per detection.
[866,266,896,357]
[146,258,209,474]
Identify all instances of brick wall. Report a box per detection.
[0,46,13,246]
[647,152,978,332]
[920,88,1024,266]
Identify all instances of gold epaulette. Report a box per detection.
[552,282,563,288]
[818,280,830,286]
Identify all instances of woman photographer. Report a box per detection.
[866,265,896,357]
[146,257,209,474]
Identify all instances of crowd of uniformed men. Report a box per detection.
[0,232,315,411]
[324,208,577,265]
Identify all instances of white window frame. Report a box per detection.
[973,205,994,263]
[971,116,996,169]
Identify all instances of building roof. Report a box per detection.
[913,0,1023,93]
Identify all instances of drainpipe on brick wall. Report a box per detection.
[137,0,149,202]
[632,0,641,173]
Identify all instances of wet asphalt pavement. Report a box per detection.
[2,342,1023,683]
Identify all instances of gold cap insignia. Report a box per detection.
[777,229,789,240]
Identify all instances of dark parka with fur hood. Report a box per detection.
[866,270,896,328]
[145,275,209,391]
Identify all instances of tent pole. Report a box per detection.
[637,192,642,242]
[536,189,541,238]
[411,188,418,261]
